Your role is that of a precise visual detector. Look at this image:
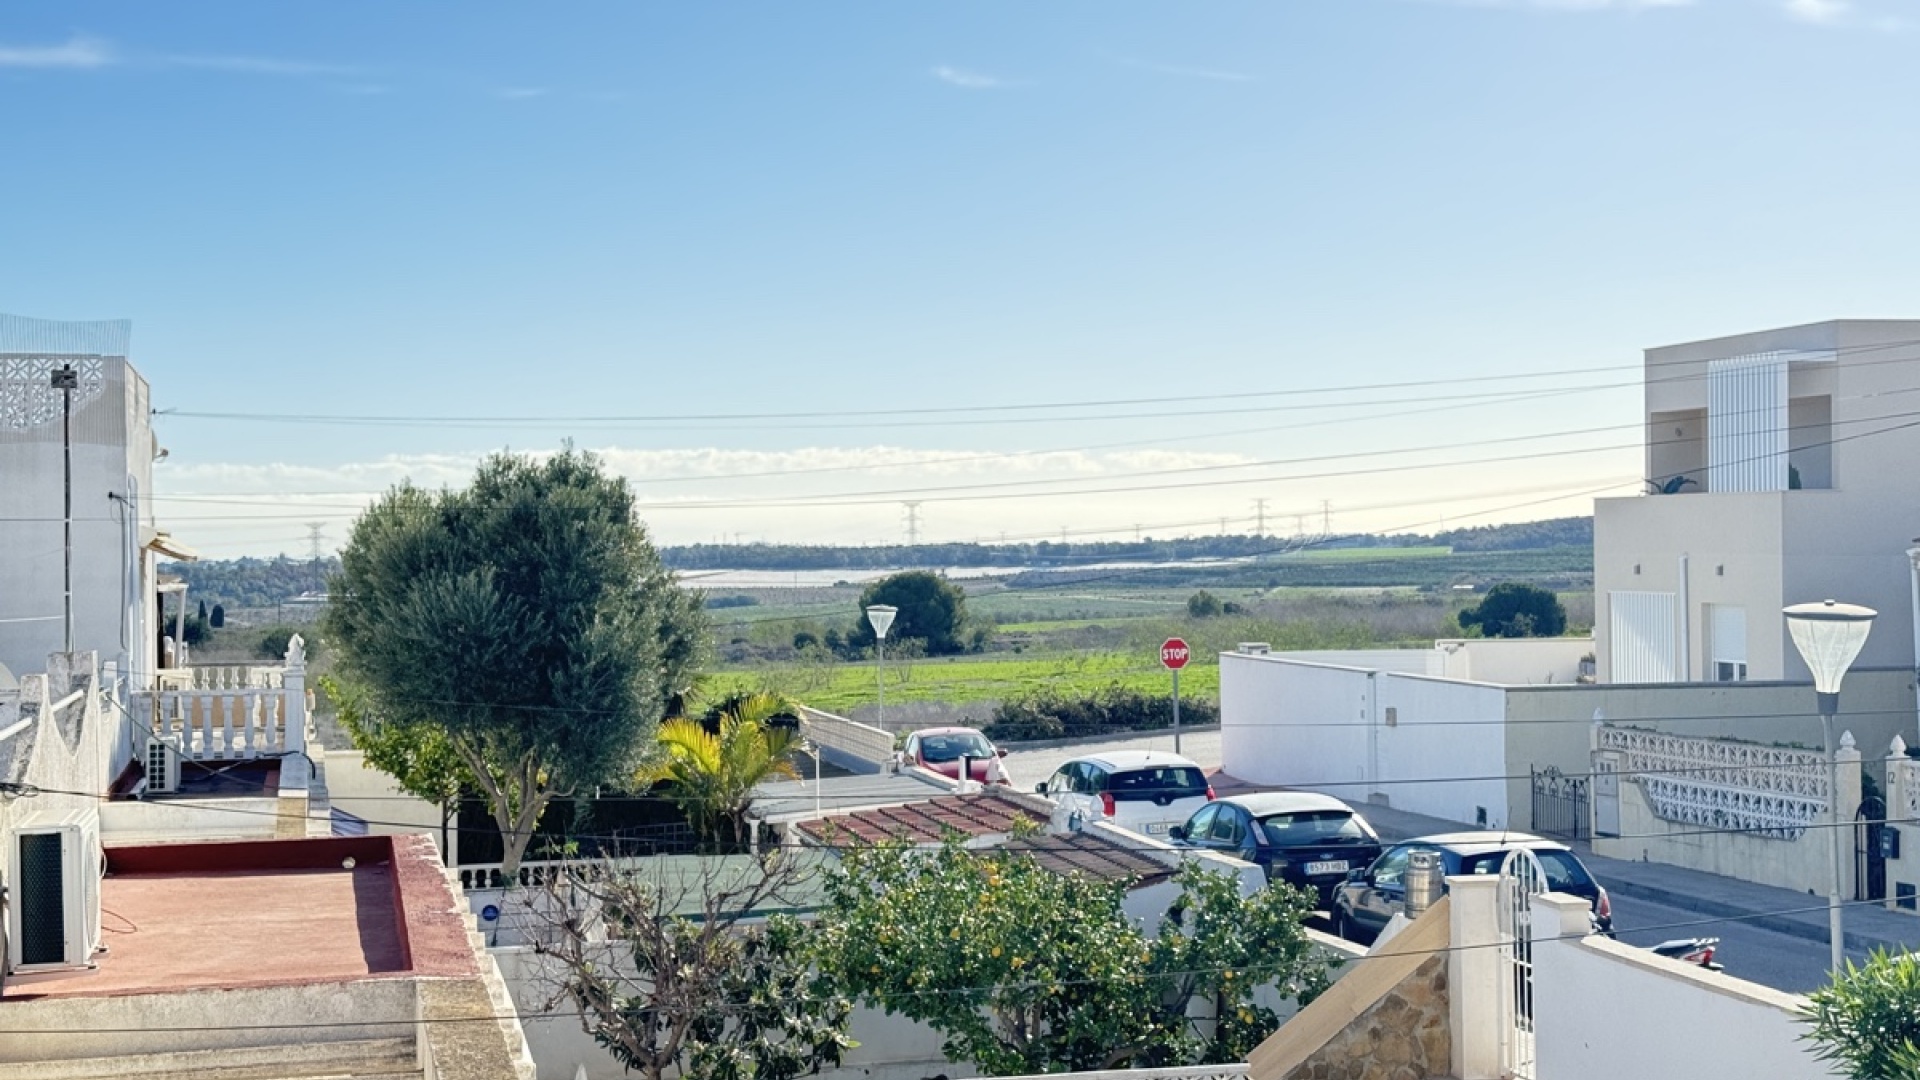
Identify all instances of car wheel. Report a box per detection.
[1333,908,1355,942]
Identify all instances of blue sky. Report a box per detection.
[4,1,1918,553]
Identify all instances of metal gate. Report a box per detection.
[1858,796,1888,903]
[1531,765,1590,841]
[1498,847,1547,1080]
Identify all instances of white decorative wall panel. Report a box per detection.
[1608,591,1677,683]
[1707,353,1789,493]
[1596,725,1828,839]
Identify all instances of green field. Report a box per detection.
[701,549,1595,718]
[708,651,1219,715]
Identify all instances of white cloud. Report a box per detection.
[0,34,114,69]
[930,65,1004,90]
[1420,0,1691,9]
[164,54,355,76]
[1784,0,1850,21]
[152,442,1642,553]
[1105,53,1257,83]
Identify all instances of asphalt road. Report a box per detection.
[1605,892,1858,994]
[1000,729,1223,792]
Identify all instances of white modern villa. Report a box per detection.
[1594,319,1920,684]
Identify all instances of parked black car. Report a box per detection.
[1170,792,1381,907]
[1330,831,1614,943]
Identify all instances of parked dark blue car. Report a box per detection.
[1170,792,1382,907]
[1330,831,1614,943]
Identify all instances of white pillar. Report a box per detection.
[282,634,308,754]
[1448,875,1504,1080]
[1887,736,1908,911]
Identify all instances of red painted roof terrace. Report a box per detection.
[1,833,476,1002]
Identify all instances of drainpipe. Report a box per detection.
[1677,554,1691,682]
[1366,671,1381,804]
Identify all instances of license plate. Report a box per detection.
[1305,860,1349,875]
[1144,822,1170,835]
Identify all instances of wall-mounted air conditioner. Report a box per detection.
[144,738,180,794]
[4,809,104,973]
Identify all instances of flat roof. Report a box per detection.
[750,770,950,821]
[1,834,475,1002]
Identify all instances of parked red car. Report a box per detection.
[896,726,1010,785]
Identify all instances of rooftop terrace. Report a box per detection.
[1,833,475,1002]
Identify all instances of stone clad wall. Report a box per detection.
[1281,955,1449,1080]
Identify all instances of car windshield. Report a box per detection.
[1108,766,1209,801]
[1258,810,1371,846]
[919,733,994,762]
[1460,848,1594,892]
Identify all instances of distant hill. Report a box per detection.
[161,516,1594,599]
[159,555,338,608]
[660,516,1594,571]
[1429,517,1591,553]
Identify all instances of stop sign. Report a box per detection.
[1160,638,1190,670]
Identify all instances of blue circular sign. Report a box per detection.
[481,904,501,922]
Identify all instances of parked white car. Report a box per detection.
[1035,750,1215,838]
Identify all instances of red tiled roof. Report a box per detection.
[796,792,1049,846]
[1000,830,1175,888]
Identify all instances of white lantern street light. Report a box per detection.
[866,605,898,732]
[1784,598,1876,976]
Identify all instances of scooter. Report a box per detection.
[1651,937,1723,971]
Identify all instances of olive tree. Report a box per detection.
[324,449,707,874]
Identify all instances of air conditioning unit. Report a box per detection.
[144,738,181,794]
[4,809,103,973]
[1237,642,1272,655]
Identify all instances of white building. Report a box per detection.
[1595,319,1920,684]
[0,313,186,688]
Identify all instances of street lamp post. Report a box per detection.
[866,604,897,731]
[1784,598,1877,976]
[799,739,822,823]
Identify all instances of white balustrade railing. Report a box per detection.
[188,664,285,690]
[139,636,309,762]
[1597,725,1829,839]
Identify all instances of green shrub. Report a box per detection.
[983,683,1220,742]
[1804,948,1920,1079]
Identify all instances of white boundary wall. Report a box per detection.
[1221,654,1512,828]
[1529,894,1836,1079]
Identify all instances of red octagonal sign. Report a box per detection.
[1160,637,1190,670]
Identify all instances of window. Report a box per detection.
[1609,591,1678,683]
[1259,810,1371,846]
[1108,766,1209,802]
[1079,765,1107,795]
[1460,849,1593,892]
[1210,808,1245,845]
[1370,846,1415,888]
[1184,805,1219,838]
[1709,604,1748,683]
[920,732,993,762]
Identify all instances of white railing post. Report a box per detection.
[219,690,237,757]
[282,635,307,753]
